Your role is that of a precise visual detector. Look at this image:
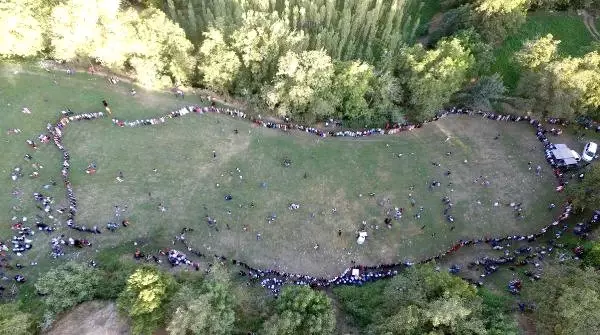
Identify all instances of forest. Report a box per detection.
[2,0,599,124]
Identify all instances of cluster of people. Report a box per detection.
[48,111,106,236]
[7,94,598,290]
[167,249,191,266]
[111,105,247,128]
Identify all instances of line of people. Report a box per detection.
[11,100,595,288]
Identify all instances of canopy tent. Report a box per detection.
[551,144,580,165]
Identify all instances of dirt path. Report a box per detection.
[581,10,600,41]
[45,301,129,335]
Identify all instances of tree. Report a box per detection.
[118,267,175,335]
[49,0,122,61]
[517,51,600,119]
[527,266,600,335]
[35,262,101,318]
[567,163,600,211]
[455,74,506,110]
[514,34,561,70]
[126,7,195,88]
[584,242,600,267]
[331,60,375,120]
[197,28,241,94]
[398,37,475,122]
[263,286,335,335]
[454,28,494,75]
[230,10,306,96]
[0,0,45,58]
[166,265,235,335]
[368,265,487,334]
[471,0,528,43]
[264,49,334,119]
[0,303,34,335]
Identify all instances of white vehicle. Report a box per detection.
[582,142,597,162]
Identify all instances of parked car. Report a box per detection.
[582,142,597,162]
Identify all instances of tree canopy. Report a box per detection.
[398,37,475,122]
[166,265,236,335]
[35,262,101,318]
[263,286,335,335]
[514,34,561,70]
[118,267,175,335]
[527,266,600,335]
[567,163,600,211]
[0,0,45,58]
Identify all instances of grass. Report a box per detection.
[491,11,595,90]
[0,62,567,284]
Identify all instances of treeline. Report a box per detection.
[1,259,336,335]
[0,0,194,89]
[164,0,421,65]
[1,0,598,124]
[1,259,523,335]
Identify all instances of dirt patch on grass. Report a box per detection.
[45,301,129,335]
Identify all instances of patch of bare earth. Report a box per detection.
[45,301,129,335]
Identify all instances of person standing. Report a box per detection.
[102,99,111,115]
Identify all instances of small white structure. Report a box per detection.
[352,268,360,278]
[357,231,368,245]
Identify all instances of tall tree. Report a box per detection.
[166,265,235,335]
[517,51,600,119]
[527,266,600,335]
[263,286,335,335]
[567,163,600,211]
[49,0,123,61]
[35,262,101,319]
[118,267,175,335]
[514,34,561,70]
[471,0,528,43]
[230,10,306,96]
[369,265,487,334]
[264,49,334,119]
[126,7,195,88]
[398,37,475,122]
[197,28,241,94]
[455,73,506,110]
[331,60,375,120]
[0,0,45,58]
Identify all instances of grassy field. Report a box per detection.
[491,11,595,90]
[0,62,569,280]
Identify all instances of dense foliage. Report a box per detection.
[4,0,598,122]
[567,164,600,211]
[166,265,236,335]
[263,285,335,335]
[527,266,600,335]
[334,264,518,334]
[34,262,102,323]
[0,303,35,335]
[117,267,176,335]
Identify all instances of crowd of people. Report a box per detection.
[158,198,595,296]
[50,112,106,236]
[5,96,598,291]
